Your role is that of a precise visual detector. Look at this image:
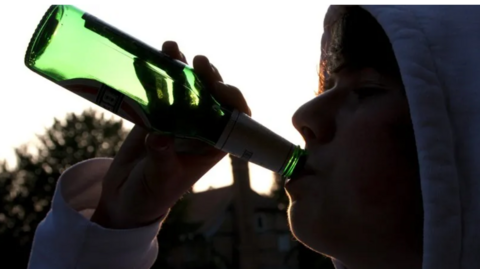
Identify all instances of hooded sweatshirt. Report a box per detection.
[28,5,480,269]
[325,5,480,269]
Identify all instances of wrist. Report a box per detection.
[91,203,169,229]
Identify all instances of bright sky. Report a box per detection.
[0,1,328,195]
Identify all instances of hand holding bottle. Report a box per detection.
[90,41,251,229]
[25,4,305,228]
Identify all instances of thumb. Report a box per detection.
[145,132,175,152]
[128,133,180,197]
[127,133,184,215]
[109,133,181,226]
[142,133,181,192]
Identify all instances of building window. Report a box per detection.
[254,213,268,232]
[257,216,264,228]
[278,234,291,252]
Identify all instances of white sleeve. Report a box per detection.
[27,158,166,269]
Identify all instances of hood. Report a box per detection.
[322,5,480,269]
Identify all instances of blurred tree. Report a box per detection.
[0,108,127,268]
[0,108,199,269]
[271,173,335,269]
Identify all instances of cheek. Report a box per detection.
[337,108,420,210]
[288,97,422,249]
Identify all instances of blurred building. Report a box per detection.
[169,155,298,269]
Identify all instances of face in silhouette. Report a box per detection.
[286,67,423,263]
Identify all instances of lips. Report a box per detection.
[285,165,316,186]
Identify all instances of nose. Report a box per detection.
[292,92,337,145]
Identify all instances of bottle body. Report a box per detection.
[25,5,305,178]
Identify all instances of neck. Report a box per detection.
[334,226,423,269]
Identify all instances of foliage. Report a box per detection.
[0,109,197,269]
[0,107,334,269]
[0,109,127,268]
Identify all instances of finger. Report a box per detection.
[193,55,223,85]
[113,125,149,165]
[101,125,149,189]
[127,133,185,212]
[143,134,223,191]
[180,52,188,63]
[211,64,224,82]
[213,81,252,116]
[162,41,188,64]
[140,134,179,191]
[176,150,227,182]
[192,56,250,115]
[174,137,214,155]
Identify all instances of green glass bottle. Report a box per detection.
[25,5,306,178]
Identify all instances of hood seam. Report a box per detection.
[404,8,463,269]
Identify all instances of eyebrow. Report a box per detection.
[318,59,367,96]
[332,63,347,74]
[320,64,346,94]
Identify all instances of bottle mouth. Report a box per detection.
[25,5,63,68]
[282,146,308,179]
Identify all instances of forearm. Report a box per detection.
[28,158,166,269]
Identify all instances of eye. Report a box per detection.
[353,87,386,100]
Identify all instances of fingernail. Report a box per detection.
[146,133,172,151]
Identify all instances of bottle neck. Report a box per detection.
[214,109,306,175]
[282,149,307,178]
[281,150,307,178]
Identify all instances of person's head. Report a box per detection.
[287,6,423,268]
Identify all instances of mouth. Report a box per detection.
[285,165,316,186]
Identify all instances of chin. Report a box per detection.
[287,199,333,255]
[288,200,319,249]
